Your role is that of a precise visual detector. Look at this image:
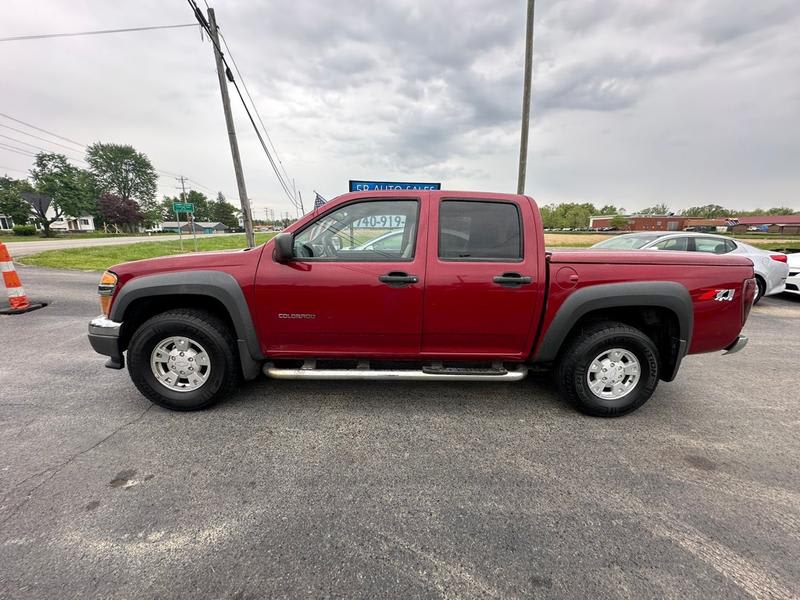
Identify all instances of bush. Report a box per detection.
[12,225,37,236]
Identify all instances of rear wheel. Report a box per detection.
[556,322,659,417]
[753,276,765,305]
[127,309,240,411]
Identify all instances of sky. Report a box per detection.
[1,0,798,217]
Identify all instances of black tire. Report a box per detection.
[753,276,765,305]
[127,309,240,411]
[555,321,659,417]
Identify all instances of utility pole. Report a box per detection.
[516,0,536,195]
[176,176,197,252]
[207,7,255,248]
[173,176,186,252]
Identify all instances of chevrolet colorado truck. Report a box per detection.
[88,190,755,417]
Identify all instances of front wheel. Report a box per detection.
[127,309,241,411]
[556,322,660,417]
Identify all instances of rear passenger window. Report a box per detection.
[651,237,688,251]
[694,237,733,254]
[439,201,522,261]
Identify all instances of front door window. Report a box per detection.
[292,200,419,261]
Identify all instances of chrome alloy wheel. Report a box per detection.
[586,348,640,400]
[150,336,211,392]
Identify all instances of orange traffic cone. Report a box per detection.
[0,242,45,315]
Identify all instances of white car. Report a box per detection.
[786,253,800,297]
[591,232,789,303]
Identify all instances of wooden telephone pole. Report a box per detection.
[207,7,255,248]
[517,0,536,195]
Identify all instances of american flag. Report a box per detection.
[314,192,327,209]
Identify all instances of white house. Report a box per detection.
[41,205,95,232]
[0,214,14,230]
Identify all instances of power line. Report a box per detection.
[0,24,197,43]
[0,123,84,152]
[218,30,294,196]
[0,164,30,175]
[0,134,89,166]
[0,143,37,158]
[0,111,232,198]
[0,113,85,147]
[186,1,299,209]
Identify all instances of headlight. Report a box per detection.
[98,271,118,316]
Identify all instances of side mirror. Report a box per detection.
[273,232,294,263]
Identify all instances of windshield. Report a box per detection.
[592,234,663,249]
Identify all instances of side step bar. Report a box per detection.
[263,362,529,382]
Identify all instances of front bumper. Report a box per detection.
[722,335,748,355]
[88,315,124,369]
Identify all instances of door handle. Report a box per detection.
[379,272,418,286]
[493,272,533,287]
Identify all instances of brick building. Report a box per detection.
[590,214,800,232]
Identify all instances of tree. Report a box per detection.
[209,192,239,228]
[160,196,177,221]
[184,190,210,221]
[138,195,163,229]
[97,193,143,232]
[610,215,631,229]
[638,203,671,216]
[161,190,210,222]
[28,153,95,237]
[0,176,34,226]
[598,205,621,215]
[86,143,157,204]
[682,204,729,218]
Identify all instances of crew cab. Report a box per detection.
[88,190,755,417]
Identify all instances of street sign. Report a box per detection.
[349,180,441,192]
[21,192,52,214]
[173,202,194,213]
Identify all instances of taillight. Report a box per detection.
[742,278,755,324]
[98,271,117,316]
[770,254,787,263]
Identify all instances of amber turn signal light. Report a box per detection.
[98,271,118,316]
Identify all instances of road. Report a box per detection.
[1,266,799,599]
[4,233,237,258]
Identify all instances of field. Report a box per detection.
[544,233,612,246]
[20,233,275,271]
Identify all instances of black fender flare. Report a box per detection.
[110,270,263,379]
[534,281,693,373]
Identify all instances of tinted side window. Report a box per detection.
[439,201,522,260]
[651,237,689,251]
[694,237,731,254]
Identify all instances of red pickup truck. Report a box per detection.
[88,190,755,417]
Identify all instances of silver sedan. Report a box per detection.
[591,232,789,303]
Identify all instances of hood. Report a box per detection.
[549,249,753,267]
[109,246,264,279]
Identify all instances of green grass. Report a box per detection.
[0,231,177,244]
[20,233,275,271]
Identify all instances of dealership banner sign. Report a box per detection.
[349,180,441,192]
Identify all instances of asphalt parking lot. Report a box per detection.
[1,266,799,599]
